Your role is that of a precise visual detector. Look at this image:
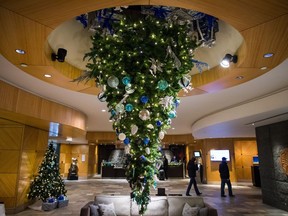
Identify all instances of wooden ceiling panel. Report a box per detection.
[239,14,288,68]
[0,0,150,28]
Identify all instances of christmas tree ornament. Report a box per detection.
[118,133,126,141]
[159,131,165,140]
[97,92,107,102]
[122,76,131,85]
[131,124,138,135]
[115,104,125,114]
[145,147,150,154]
[147,124,154,129]
[168,110,177,118]
[174,98,180,108]
[156,120,162,127]
[125,103,133,112]
[125,84,135,94]
[140,96,149,104]
[178,74,191,88]
[139,109,150,121]
[159,96,174,109]
[124,137,130,145]
[157,80,169,90]
[107,75,119,88]
[143,137,150,145]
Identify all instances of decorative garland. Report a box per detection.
[75,6,218,215]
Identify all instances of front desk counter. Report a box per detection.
[167,164,185,178]
[101,163,185,178]
[101,166,126,178]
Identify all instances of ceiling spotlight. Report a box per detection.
[263,53,274,58]
[15,49,25,54]
[220,54,238,68]
[51,48,67,62]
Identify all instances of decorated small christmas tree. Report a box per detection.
[28,142,67,202]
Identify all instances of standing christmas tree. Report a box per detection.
[28,142,67,202]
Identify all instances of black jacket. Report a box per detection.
[187,159,198,178]
[219,161,230,179]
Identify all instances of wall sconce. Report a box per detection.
[220,54,238,68]
[51,48,67,62]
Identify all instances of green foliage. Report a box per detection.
[27,142,67,202]
[76,8,199,215]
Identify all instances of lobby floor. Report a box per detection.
[9,178,288,216]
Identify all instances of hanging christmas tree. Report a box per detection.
[74,6,218,215]
[28,142,67,202]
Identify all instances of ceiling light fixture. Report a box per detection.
[20,63,28,67]
[235,76,244,80]
[44,74,52,78]
[260,66,268,70]
[15,49,25,54]
[220,53,238,68]
[263,53,274,58]
[51,48,67,62]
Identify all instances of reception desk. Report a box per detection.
[101,166,126,178]
[167,164,185,178]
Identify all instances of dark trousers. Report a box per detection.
[164,168,168,179]
[186,177,200,195]
[221,179,233,196]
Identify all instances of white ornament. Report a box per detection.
[124,145,131,154]
[145,147,150,155]
[131,124,138,135]
[147,124,154,129]
[159,131,165,140]
[139,109,150,121]
[159,96,174,109]
[118,133,126,141]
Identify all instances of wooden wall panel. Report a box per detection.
[234,140,257,181]
[0,174,17,197]
[16,179,30,206]
[0,81,18,112]
[22,126,39,150]
[203,138,236,183]
[0,197,16,209]
[0,150,20,173]
[16,90,42,118]
[0,127,23,150]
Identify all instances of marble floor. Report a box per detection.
[8,178,288,216]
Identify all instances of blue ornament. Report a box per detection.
[140,96,149,104]
[140,155,147,162]
[174,99,180,108]
[157,80,168,90]
[168,110,176,118]
[156,120,162,127]
[125,103,133,112]
[58,195,65,201]
[124,137,130,145]
[48,198,55,203]
[143,137,150,145]
[122,76,131,85]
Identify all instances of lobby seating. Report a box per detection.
[80,195,218,216]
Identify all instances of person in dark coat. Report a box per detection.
[186,157,202,196]
[163,155,169,180]
[219,157,234,197]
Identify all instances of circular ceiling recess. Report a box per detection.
[48,5,243,77]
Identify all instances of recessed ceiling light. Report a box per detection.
[109,120,113,122]
[15,49,25,54]
[101,109,106,112]
[172,127,175,130]
[44,74,52,78]
[260,66,268,70]
[235,76,244,80]
[263,53,274,58]
[20,63,28,67]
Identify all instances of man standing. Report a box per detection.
[186,157,202,196]
[163,155,169,180]
[219,157,234,197]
